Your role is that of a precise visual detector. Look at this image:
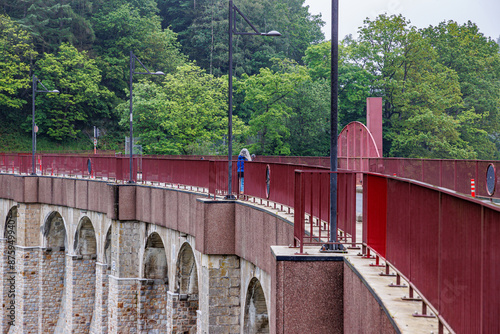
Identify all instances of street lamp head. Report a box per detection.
[154,71,165,75]
[263,30,281,37]
[50,90,60,93]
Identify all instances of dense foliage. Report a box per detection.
[0,0,499,159]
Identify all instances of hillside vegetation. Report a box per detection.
[1,0,499,158]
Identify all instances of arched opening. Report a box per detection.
[2,206,17,333]
[74,217,96,255]
[104,226,112,266]
[90,225,112,334]
[173,242,199,333]
[69,216,97,332]
[139,232,168,332]
[40,211,67,333]
[244,278,269,334]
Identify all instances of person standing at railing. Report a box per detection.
[237,148,252,194]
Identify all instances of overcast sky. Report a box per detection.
[304,0,500,41]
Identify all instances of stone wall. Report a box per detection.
[65,255,96,333]
[38,249,65,333]
[90,263,109,334]
[13,247,40,334]
[108,276,139,334]
[138,280,168,333]
[199,255,241,334]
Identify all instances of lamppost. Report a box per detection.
[129,51,164,183]
[330,0,340,250]
[227,0,281,198]
[32,75,59,176]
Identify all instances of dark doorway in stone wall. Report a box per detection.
[140,231,168,332]
[41,211,67,333]
[173,242,199,333]
[244,277,269,334]
[2,206,17,333]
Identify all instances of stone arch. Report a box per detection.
[175,242,198,295]
[1,206,17,333]
[74,216,97,255]
[40,211,67,333]
[243,277,269,334]
[104,226,112,265]
[42,211,67,249]
[170,242,199,333]
[138,231,169,332]
[90,224,111,334]
[143,232,168,280]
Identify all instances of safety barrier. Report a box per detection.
[363,173,500,333]
[293,170,358,254]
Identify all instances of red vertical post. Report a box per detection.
[471,179,476,197]
[367,97,383,155]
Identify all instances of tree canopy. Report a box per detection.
[0,2,499,160]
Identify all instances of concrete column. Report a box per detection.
[13,246,41,334]
[198,255,240,334]
[107,221,142,334]
[64,254,97,333]
[90,263,109,334]
[38,248,66,333]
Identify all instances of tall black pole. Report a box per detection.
[227,0,234,198]
[129,51,134,183]
[31,74,36,175]
[330,0,339,249]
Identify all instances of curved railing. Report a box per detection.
[1,152,499,333]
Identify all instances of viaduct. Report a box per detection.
[0,173,393,334]
[1,100,498,333]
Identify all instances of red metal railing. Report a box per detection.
[293,170,358,254]
[2,151,499,332]
[363,173,500,333]
[368,158,500,199]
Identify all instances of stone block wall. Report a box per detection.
[138,280,168,333]
[167,292,198,333]
[65,255,97,333]
[38,249,65,333]
[13,247,40,334]
[108,276,139,334]
[199,255,241,334]
[1,239,16,334]
[90,263,109,334]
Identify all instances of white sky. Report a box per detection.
[304,0,500,41]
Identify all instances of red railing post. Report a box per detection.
[294,170,305,253]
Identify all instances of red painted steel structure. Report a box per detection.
[293,170,357,254]
[338,121,380,173]
[363,173,500,333]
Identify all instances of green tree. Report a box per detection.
[92,2,186,98]
[303,39,373,128]
[348,14,473,158]
[33,43,114,140]
[0,15,37,115]
[286,78,331,156]
[421,21,500,159]
[119,63,243,155]
[238,59,310,155]
[167,0,325,77]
